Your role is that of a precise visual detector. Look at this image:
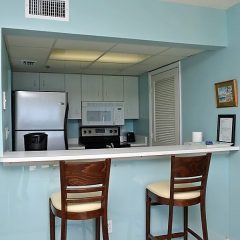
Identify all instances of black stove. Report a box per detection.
[79,126,130,149]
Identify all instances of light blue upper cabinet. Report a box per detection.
[12,72,40,91]
[82,75,103,101]
[39,73,65,91]
[103,75,124,101]
[65,74,82,119]
[124,76,139,119]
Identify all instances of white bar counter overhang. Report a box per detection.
[1,145,239,165]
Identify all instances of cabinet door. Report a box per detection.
[39,73,65,91]
[12,72,39,91]
[124,76,139,119]
[103,76,123,101]
[65,74,82,119]
[82,75,103,101]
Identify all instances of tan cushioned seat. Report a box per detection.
[51,191,102,213]
[147,180,200,200]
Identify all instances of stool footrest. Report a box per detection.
[148,232,185,240]
[187,227,203,240]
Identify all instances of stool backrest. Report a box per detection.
[60,159,111,213]
[170,153,211,199]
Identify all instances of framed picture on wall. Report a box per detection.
[217,114,236,145]
[215,79,238,108]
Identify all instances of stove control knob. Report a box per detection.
[83,130,87,134]
[88,130,92,134]
[110,130,113,133]
[114,130,117,133]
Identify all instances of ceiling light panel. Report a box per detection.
[49,49,103,61]
[98,52,150,64]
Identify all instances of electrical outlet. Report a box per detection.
[108,220,112,233]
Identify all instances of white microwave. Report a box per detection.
[82,102,125,126]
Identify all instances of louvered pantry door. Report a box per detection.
[151,68,180,146]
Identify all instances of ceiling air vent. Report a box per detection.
[25,0,69,21]
[21,60,37,67]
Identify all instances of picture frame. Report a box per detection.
[217,114,236,145]
[214,79,238,108]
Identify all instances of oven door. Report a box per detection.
[82,107,114,126]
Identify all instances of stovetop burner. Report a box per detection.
[79,126,130,149]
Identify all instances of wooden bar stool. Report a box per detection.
[49,158,111,240]
[146,153,212,240]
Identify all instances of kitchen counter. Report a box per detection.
[1,144,239,165]
[68,134,148,150]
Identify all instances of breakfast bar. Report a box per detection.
[0,145,239,240]
[1,144,239,164]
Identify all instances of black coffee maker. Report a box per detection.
[24,132,48,151]
[126,132,135,142]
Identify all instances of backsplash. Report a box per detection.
[67,119,134,139]
[67,119,80,139]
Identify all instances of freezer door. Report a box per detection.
[14,131,66,151]
[14,91,67,130]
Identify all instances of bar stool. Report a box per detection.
[49,158,111,240]
[146,153,212,240]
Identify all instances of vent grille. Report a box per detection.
[21,60,37,66]
[25,0,69,21]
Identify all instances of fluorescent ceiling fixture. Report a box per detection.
[98,52,150,64]
[49,49,103,61]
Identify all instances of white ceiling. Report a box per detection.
[5,31,206,76]
[162,0,240,9]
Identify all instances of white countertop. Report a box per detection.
[1,144,239,165]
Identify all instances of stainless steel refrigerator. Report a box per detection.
[13,91,68,151]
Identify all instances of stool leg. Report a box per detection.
[61,218,67,240]
[146,191,151,240]
[184,207,188,240]
[167,205,174,240]
[200,201,208,240]
[49,200,55,240]
[96,217,100,240]
[102,209,109,240]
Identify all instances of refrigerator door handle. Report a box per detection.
[64,103,69,150]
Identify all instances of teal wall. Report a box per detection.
[181,4,240,240]
[0,0,227,47]
[1,34,12,152]
[134,73,149,137]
